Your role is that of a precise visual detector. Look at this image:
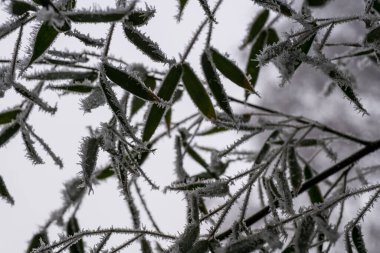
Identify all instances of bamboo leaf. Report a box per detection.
[210,47,254,92]
[8,0,37,16]
[0,122,21,148]
[21,126,44,165]
[24,22,59,70]
[246,30,267,89]
[13,82,57,114]
[79,136,99,192]
[182,63,216,120]
[126,7,156,26]
[255,130,279,164]
[240,9,269,49]
[80,87,106,112]
[176,0,189,21]
[254,0,295,17]
[197,126,228,136]
[67,216,85,253]
[0,13,29,40]
[123,23,170,63]
[186,240,209,253]
[266,28,280,45]
[365,26,380,44]
[287,146,303,193]
[46,83,94,94]
[95,166,114,181]
[130,76,156,118]
[304,164,323,203]
[103,62,159,102]
[201,49,233,119]
[164,108,172,136]
[142,64,182,141]
[64,7,132,22]
[26,231,49,253]
[25,70,98,81]
[352,225,368,253]
[0,107,22,125]
[0,175,14,205]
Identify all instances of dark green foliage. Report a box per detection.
[0,107,22,125]
[240,9,269,49]
[352,225,368,253]
[182,63,216,120]
[24,22,59,70]
[8,0,37,16]
[26,231,49,253]
[0,175,14,205]
[66,216,85,253]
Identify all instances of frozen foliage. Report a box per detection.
[1,0,380,253]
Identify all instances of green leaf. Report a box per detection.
[365,26,380,44]
[46,83,94,94]
[0,13,29,40]
[142,64,182,141]
[246,30,267,89]
[240,9,269,49]
[0,175,14,205]
[24,22,59,70]
[67,216,84,253]
[126,7,156,26]
[255,0,295,17]
[103,62,159,102]
[306,0,330,7]
[176,0,189,21]
[26,231,49,253]
[181,137,209,169]
[201,49,233,118]
[182,63,216,120]
[8,0,37,16]
[95,166,114,180]
[123,23,169,63]
[197,0,216,22]
[0,107,22,125]
[304,164,323,203]
[266,28,280,45]
[65,8,132,22]
[130,76,156,118]
[210,47,254,92]
[352,225,368,253]
[286,147,303,193]
[0,122,21,148]
[186,240,209,253]
[141,238,153,253]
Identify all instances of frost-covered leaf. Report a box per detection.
[365,25,380,44]
[0,122,21,148]
[126,6,156,26]
[253,0,295,17]
[197,126,228,136]
[79,136,99,192]
[210,47,254,92]
[182,63,216,120]
[294,216,315,253]
[25,70,97,81]
[304,164,324,203]
[13,82,57,114]
[201,49,233,119]
[64,7,132,22]
[103,62,159,102]
[26,231,49,253]
[130,76,156,118]
[23,21,59,71]
[142,64,182,141]
[21,126,44,165]
[287,146,303,193]
[240,9,269,49]
[0,13,29,40]
[0,175,14,205]
[65,29,105,48]
[246,30,267,89]
[8,0,37,16]
[123,22,170,63]
[352,224,368,253]
[66,216,85,253]
[46,83,94,94]
[255,130,279,164]
[176,0,189,21]
[80,87,106,112]
[0,107,22,125]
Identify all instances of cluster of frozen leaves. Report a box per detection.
[1,0,380,252]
